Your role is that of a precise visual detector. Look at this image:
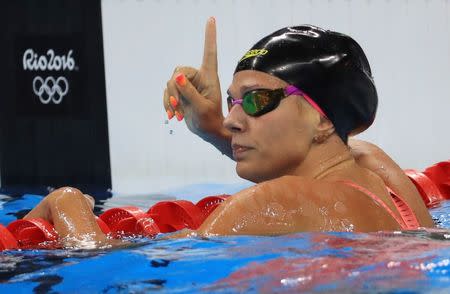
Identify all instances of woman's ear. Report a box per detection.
[313,116,335,144]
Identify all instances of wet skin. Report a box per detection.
[24,18,434,247]
[189,70,434,235]
[224,70,319,183]
[23,188,126,248]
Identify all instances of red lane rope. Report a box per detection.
[405,169,444,208]
[0,224,18,250]
[423,161,450,200]
[0,195,229,251]
[7,218,59,249]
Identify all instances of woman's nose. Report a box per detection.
[223,104,247,133]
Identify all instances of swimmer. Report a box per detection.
[24,18,434,246]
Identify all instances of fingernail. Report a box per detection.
[175,111,184,121]
[167,110,174,120]
[175,73,186,86]
[169,96,178,108]
[210,16,216,24]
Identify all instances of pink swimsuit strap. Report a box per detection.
[339,181,420,230]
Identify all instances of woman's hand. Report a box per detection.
[23,187,110,248]
[163,17,232,158]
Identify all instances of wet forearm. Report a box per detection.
[49,192,105,241]
[24,187,109,247]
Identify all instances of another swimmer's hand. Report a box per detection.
[163,17,232,158]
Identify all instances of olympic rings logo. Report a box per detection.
[32,76,69,104]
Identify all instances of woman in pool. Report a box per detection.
[25,18,434,245]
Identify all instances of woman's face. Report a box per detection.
[225,70,320,183]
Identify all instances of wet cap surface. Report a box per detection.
[235,25,378,142]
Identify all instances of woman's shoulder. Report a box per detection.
[200,174,400,234]
[256,174,403,230]
[261,175,351,195]
[244,175,370,212]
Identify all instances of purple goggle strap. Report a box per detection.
[285,85,328,118]
[231,98,243,106]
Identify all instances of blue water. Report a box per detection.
[1,185,450,293]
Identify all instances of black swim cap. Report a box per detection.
[234,25,378,143]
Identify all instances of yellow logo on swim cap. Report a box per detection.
[239,49,268,62]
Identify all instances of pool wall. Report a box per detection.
[1,0,449,197]
[102,0,450,195]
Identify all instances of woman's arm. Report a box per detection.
[163,18,233,158]
[23,187,112,248]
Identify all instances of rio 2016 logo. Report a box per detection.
[22,49,76,105]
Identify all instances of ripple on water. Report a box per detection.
[1,196,450,292]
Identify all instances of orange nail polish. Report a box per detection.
[175,111,184,121]
[169,96,178,108]
[167,110,174,120]
[175,73,186,86]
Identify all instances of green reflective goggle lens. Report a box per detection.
[227,88,286,117]
[227,85,328,118]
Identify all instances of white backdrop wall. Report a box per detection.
[101,0,450,195]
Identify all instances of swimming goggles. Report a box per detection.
[227,85,327,117]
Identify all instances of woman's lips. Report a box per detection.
[232,144,252,160]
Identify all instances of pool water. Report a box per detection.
[1,186,450,293]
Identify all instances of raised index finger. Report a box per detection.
[201,17,218,73]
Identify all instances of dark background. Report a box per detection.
[0,0,111,197]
